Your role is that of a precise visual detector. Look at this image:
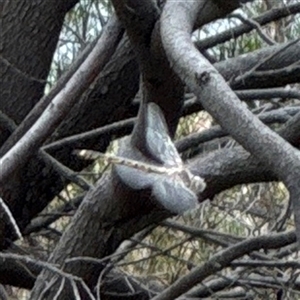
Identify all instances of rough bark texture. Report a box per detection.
[0,0,79,124]
[0,0,79,248]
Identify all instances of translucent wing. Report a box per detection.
[116,166,199,213]
[152,176,198,214]
[145,103,183,168]
[114,164,156,190]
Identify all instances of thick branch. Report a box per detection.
[160,0,300,240]
[0,15,123,185]
[0,0,79,124]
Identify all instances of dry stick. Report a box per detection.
[0,252,96,300]
[70,279,81,300]
[197,2,300,50]
[0,110,17,134]
[232,38,300,87]
[36,276,60,300]
[116,236,193,268]
[231,259,300,269]
[177,106,300,153]
[68,226,157,299]
[0,15,123,184]
[0,53,48,84]
[42,117,135,152]
[24,194,84,235]
[273,111,300,231]
[244,64,300,80]
[229,13,276,46]
[65,247,144,266]
[235,87,300,100]
[187,271,247,298]
[0,197,23,241]
[40,150,91,191]
[53,278,66,300]
[163,220,243,244]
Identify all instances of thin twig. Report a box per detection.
[0,197,23,241]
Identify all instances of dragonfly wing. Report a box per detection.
[114,165,155,190]
[146,103,182,167]
[152,176,198,214]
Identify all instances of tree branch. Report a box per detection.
[160,0,300,241]
[152,230,296,300]
[196,2,300,50]
[0,15,123,184]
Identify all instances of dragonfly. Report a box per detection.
[74,149,206,195]
[73,103,206,214]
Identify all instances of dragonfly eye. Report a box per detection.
[189,175,206,193]
[177,168,206,193]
